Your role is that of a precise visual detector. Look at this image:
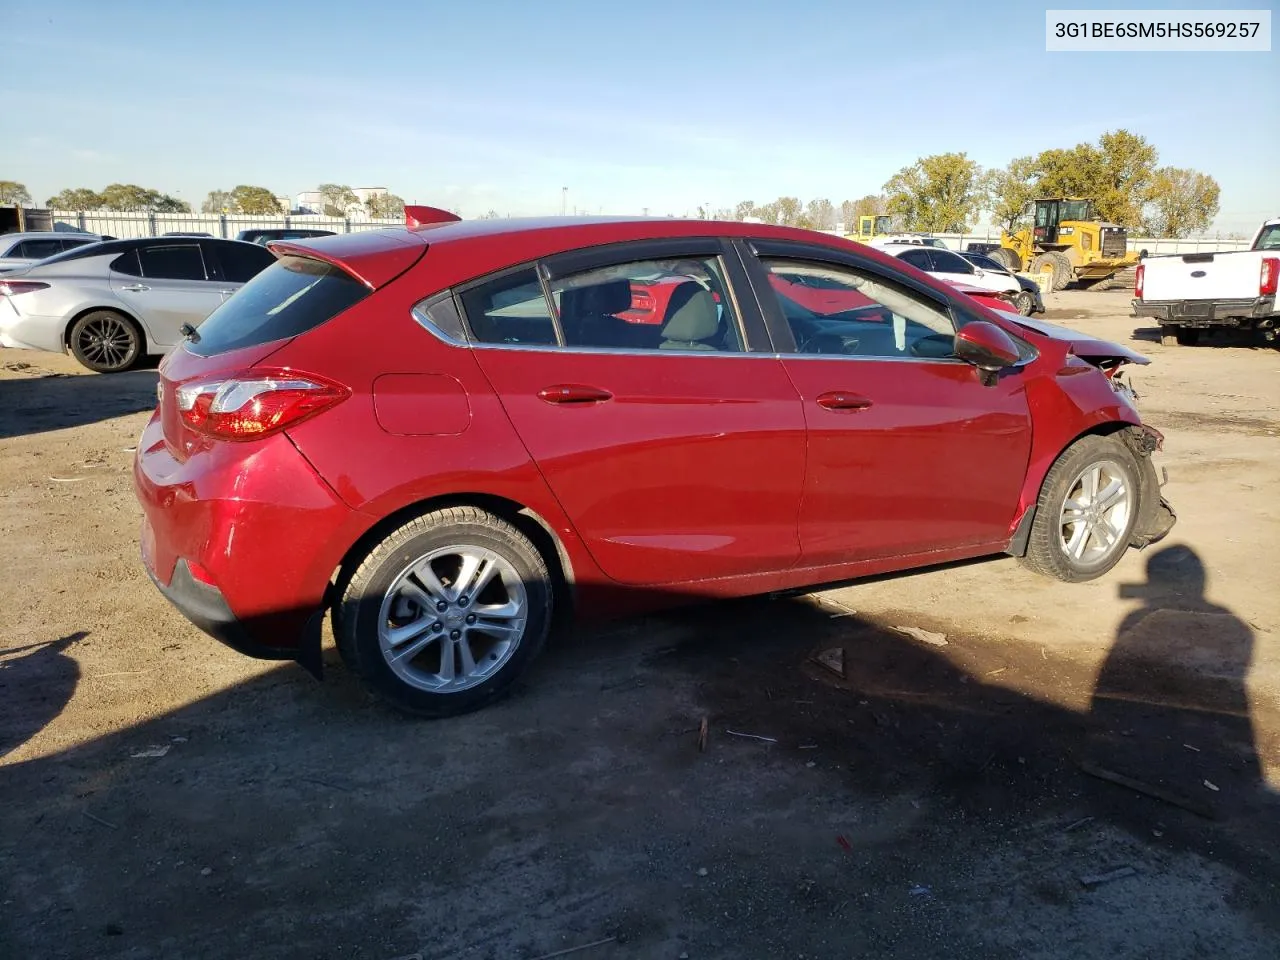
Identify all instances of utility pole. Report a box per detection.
[561,187,567,216]
[642,207,649,217]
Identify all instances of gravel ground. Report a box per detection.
[1,288,1278,959]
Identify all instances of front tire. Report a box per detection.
[1013,290,1035,316]
[68,310,142,373]
[1021,435,1141,583]
[336,506,553,718]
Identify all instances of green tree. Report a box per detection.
[1031,129,1158,227]
[986,155,1038,232]
[477,209,502,219]
[318,183,358,217]
[0,180,33,206]
[1143,167,1221,238]
[230,185,283,215]
[201,189,233,214]
[733,200,756,221]
[97,183,189,212]
[366,192,405,218]
[882,153,984,232]
[47,188,103,211]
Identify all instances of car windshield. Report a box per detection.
[1253,224,1280,250]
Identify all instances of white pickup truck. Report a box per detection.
[1132,217,1279,346]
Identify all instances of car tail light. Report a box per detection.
[1261,258,1279,297]
[174,368,348,441]
[1134,264,1145,299]
[0,280,50,297]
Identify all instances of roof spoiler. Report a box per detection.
[405,205,462,229]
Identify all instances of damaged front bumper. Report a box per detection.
[1122,424,1177,549]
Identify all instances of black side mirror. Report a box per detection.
[955,321,1021,384]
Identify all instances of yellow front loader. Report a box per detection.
[993,198,1139,291]
[845,214,894,244]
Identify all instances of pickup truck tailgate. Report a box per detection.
[1142,251,1263,301]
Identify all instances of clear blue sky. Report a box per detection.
[2,0,1276,232]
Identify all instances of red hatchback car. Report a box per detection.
[135,210,1175,717]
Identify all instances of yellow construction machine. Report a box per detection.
[993,198,1139,290]
[845,214,894,244]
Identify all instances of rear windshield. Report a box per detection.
[189,255,369,355]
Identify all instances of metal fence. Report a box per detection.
[48,211,404,240]
[42,210,1257,255]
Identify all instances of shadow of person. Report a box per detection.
[0,631,86,758]
[1087,545,1261,820]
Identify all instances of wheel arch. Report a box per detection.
[327,492,577,631]
[62,304,151,352]
[1007,418,1143,557]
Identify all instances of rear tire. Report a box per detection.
[68,310,142,373]
[991,247,1022,272]
[336,506,553,718]
[1020,435,1141,583]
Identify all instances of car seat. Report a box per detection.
[659,285,721,351]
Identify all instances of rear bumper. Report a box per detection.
[1132,297,1276,325]
[133,415,358,671]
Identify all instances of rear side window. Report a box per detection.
[189,255,370,355]
[214,242,276,282]
[14,239,63,260]
[138,244,207,280]
[459,268,558,346]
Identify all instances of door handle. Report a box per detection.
[120,284,150,292]
[537,384,613,405]
[816,391,873,411]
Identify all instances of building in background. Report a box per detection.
[294,186,388,216]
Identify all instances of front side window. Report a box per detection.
[137,244,207,281]
[550,256,742,353]
[897,248,934,271]
[760,258,957,360]
[214,242,276,282]
[930,250,974,274]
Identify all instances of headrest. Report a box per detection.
[560,279,633,319]
[660,284,719,343]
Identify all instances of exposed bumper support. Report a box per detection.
[1132,296,1276,326]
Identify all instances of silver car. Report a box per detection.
[0,231,101,273]
[0,237,276,372]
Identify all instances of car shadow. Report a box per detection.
[2,572,1276,958]
[1130,326,1274,349]
[0,365,157,440]
[0,631,86,758]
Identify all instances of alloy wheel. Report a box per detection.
[1057,460,1131,566]
[76,315,136,369]
[377,545,528,693]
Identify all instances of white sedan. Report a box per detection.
[879,243,1022,298]
[0,231,101,273]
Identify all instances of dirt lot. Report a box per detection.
[2,288,1278,959]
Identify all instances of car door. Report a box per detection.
[460,239,807,585]
[203,240,277,303]
[740,239,1033,565]
[109,243,225,346]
